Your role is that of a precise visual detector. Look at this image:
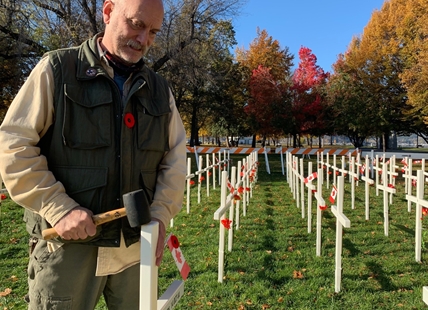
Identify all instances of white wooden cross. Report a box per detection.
[205,154,211,197]
[234,160,242,230]
[227,167,237,252]
[347,156,358,210]
[280,147,285,176]
[316,151,324,187]
[214,171,235,283]
[196,155,204,204]
[291,155,299,207]
[331,175,351,293]
[299,158,305,218]
[287,151,293,185]
[212,153,217,190]
[264,147,271,174]
[372,154,384,196]
[242,158,248,216]
[314,167,327,257]
[338,155,348,179]
[402,157,416,212]
[304,161,316,233]
[217,151,222,186]
[406,170,427,262]
[387,155,399,204]
[140,221,184,309]
[325,152,331,189]
[360,155,374,220]
[376,162,396,236]
[354,152,362,187]
[332,155,340,185]
[185,157,195,214]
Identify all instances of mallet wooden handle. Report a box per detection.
[41,207,127,240]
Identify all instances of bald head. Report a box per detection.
[102,0,164,64]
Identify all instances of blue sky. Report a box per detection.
[232,0,386,73]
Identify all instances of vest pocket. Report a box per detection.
[63,83,112,149]
[135,96,170,152]
[51,166,108,215]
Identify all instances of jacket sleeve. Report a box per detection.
[0,57,79,226]
[149,89,186,228]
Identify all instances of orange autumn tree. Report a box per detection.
[291,46,329,147]
[236,28,293,146]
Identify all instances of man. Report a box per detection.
[0,0,186,308]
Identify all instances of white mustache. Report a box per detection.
[127,40,143,50]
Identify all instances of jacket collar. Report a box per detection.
[76,33,152,90]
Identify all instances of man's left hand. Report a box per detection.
[152,218,166,267]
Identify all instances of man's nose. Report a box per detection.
[136,30,151,47]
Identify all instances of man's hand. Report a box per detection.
[152,218,166,267]
[54,206,97,240]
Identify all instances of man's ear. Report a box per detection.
[102,0,114,24]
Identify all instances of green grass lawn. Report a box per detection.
[1,154,428,309]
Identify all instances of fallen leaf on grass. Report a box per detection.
[277,297,284,303]
[293,270,304,279]
[262,304,270,309]
[9,238,18,244]
[0,288,12,297]
[10,276,18,282]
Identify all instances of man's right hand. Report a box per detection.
[53,206,97,240]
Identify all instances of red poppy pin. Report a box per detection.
[124,113,135,128]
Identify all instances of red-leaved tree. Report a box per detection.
[245,65,288,143]
[291,46,329,147]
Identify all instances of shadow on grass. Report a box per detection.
[391,223,414,236]
[342,238,361,256]
[364,260,397,291]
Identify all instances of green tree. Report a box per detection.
[327,54,378,148]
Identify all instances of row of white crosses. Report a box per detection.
[213,151,259,283]
[318,152,403,224]
[286,151,351,293]
[406,168,428,306]
[289,150,428,299]
[399,159,428,307]
[185,150,231,213]
[325,153,428,259]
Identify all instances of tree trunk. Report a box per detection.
[293,134,297,148]
[190,106,198,147]
[382,133,386,153]
[251,134,256,148]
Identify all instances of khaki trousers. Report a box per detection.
[27,239,139,310]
